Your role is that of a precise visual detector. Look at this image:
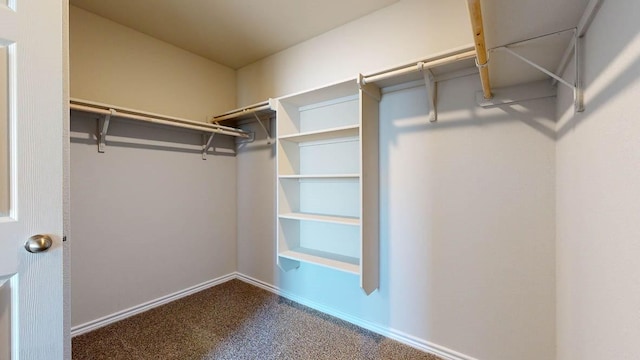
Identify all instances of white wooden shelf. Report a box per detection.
[278,125,359,143]
[278,174,359,180]
[279,212,360,226]
[276,77,380,295]
[279,249,360,274]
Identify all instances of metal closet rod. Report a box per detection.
[361,48,477,84]
[70,99,250,138]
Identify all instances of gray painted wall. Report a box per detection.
[69,7,238,328]
[237,74,557,360]
[556,1,640,359]
[70,114,238,327]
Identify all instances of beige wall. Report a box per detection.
[556,1,640,359]
[69,6,238,330]
[236,0,473,106]
[70,5,235,121]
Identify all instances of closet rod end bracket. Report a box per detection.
[202,133,216,160]
[97,109,114,153]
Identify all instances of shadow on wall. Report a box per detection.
[556,9,640,139]
[378,74,556,358]
[70,110,236,156]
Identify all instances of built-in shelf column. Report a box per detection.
[275,78,380,295]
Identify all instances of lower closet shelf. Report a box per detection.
[278,212,360,225]
[279,248,360,274]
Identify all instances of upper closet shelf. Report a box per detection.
[360,45,478,89]
[70,98,249,159]
[360,45,477,122]
[211,99,276,123]
[211,99,276,144]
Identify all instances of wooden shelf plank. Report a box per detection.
[278,174,359,180]
[279,212,360,226]
[279,248,360,274]
[278,125,359,143]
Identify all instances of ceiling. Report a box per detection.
[69,0,399,69]
[70,0,590,87]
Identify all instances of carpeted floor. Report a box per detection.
[72,279,442,360]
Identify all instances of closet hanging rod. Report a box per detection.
[70,99,250,138]
[212,99,275,123]
[361,49,477,85]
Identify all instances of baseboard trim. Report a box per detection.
[235,273,478,360]
[70,273,236,337]
[71,271,477,360]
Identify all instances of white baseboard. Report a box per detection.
[71,271,476,360]
[235,273,478,360]
[70,273,236,337]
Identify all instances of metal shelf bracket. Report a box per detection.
[419,62,437,122]
[254,113,272,144]
[97,109,114,153]
[202,133,215,160]
[495,30,584,112]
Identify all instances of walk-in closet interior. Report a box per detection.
[65,0,640,359]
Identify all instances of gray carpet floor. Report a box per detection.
[72,279,442,360]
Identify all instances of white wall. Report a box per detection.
[556,1,640,359]
[239,75,557,360]
[236,0,473,106]
[0,46,7,215]
[69,7,238,328]
[236,2,556,359]
[0,280,9,360]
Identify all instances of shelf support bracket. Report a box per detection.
[574,35,584,112]
[97,109,114,153]
[254,113,272,144]
[419,62,437,122]
[202,133,215,160]
[495,35,584,112]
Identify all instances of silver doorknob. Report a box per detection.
[24,234,53,253]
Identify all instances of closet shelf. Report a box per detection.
[71,98,248,137]
[279,249,360,274]
[278,174,360,179]
[276,77,380,294]
[278,125,359,143]
[70,98,250,157]
[211,99,275,123]
[279,212,360,226]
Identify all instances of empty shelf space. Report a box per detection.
[278,125,359,143]
[278,174,360,179]
[279,212,360,226]
[279,248,360,274]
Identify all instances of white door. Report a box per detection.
[0,1,65,359]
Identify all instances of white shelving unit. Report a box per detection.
[275,77,381,295]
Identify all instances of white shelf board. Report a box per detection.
[279,212,360,226]
[278,78,359,107]
[278,125,359,143]
[279,248,360,274]
[278,174,360,179]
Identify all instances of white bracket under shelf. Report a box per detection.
[254,113,272,144]
[492,29,584,112]
[278,257,300,272]
[418,62,437,122]
[97,109,114,153]
[202,133,215,160]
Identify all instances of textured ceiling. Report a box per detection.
[69,0,399,69]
